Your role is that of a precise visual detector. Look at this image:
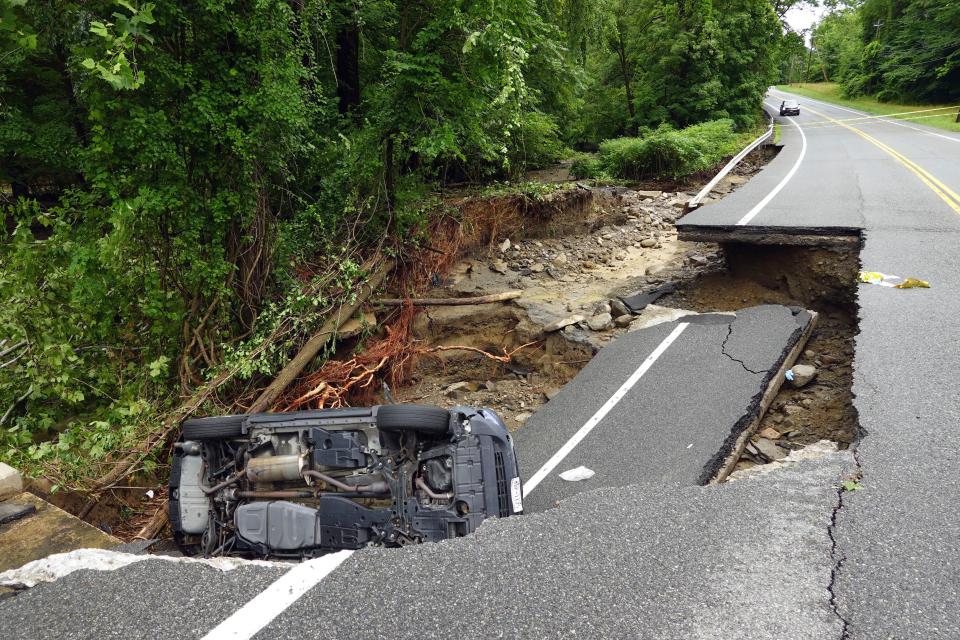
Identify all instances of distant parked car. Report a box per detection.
[780,100,800,116]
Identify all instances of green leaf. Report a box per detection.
[842,480,862,492]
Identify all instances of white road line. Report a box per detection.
[773,91,960,144]
[735,103,808,226]
[202,550,355,640]
[522,322,689,498]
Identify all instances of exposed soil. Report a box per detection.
[392,150,782,430]
[661,243,861,474]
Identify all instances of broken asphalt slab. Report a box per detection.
[513,304,813,512]
[0,554,289,639]
[250,448,852,640]
[0,451,852,640]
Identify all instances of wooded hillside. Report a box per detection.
[0,0,793,486]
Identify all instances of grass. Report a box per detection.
[773,122,782,145]
[776,82,960,133]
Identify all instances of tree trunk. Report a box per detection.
[335,17,360,114]
[384,135,396,211]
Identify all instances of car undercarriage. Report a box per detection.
[169,404,523,558]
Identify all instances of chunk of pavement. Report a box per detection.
[587,313,613,331]
[754,438,788,461]
[514,412,532,426]
[788,364,818,388]
[447,381,481,393]
[614,314,633,328]
[0,502,36,525]
[0,462,22,500]
[558,466,595,482]
[628,304,699,331]
[635,190,662,198]
[619,283,677,313]
[543,314,584,333]
[610,298,631,318]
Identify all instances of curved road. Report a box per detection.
[2,89,959,639]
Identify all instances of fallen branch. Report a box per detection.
[0,385,32,426]
[0,339,26,360]
[247,260,393,414]
[134,505,168,540]
[373,290,521,306]
[79,367,239,519]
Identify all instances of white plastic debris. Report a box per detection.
[145,489,155,499]
[559,466,595,482]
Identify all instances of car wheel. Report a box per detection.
[377,404,451,434]
[182,415,246,440]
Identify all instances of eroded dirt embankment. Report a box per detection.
[392,159,861,473]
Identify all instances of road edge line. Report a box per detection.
[201,550,355,640]
[522,322,689,498]
[735,102,808,226]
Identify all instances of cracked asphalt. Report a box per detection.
[679,89,960,638]
[2,90,959,638]
[514,304,811,510]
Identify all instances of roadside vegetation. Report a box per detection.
[777,83,960,133]
[572,119,764,180]
[777,0,959,131]
[0,0,799,492]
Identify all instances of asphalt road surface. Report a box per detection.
[2,89,960,638]
[515,305,812,512]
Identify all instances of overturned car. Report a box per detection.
[169,404,523,558]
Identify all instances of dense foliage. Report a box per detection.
[0,0,795,482]
[573,119,748,179]
[808,0,959,102]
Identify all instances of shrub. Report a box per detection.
[597,119,741,180]
[510,112,568,172]
[569,152,606,179]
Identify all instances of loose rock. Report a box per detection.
[610,298,631,318]
[543,314,584,333]
[758,427,781,440]
[754,438,787,461]
[587,312,613,331]
[788,364,818,388]
[490,259,509,274]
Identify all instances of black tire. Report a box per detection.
[182,414,246,440]
[376,404,451,434]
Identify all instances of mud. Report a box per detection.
[393,145,790,434]
[661,242,861,473]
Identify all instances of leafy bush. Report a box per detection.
[510,112,568,172]
[597,119,741,180]
[569,152,606,179]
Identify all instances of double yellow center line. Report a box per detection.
[803,105,960,216]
